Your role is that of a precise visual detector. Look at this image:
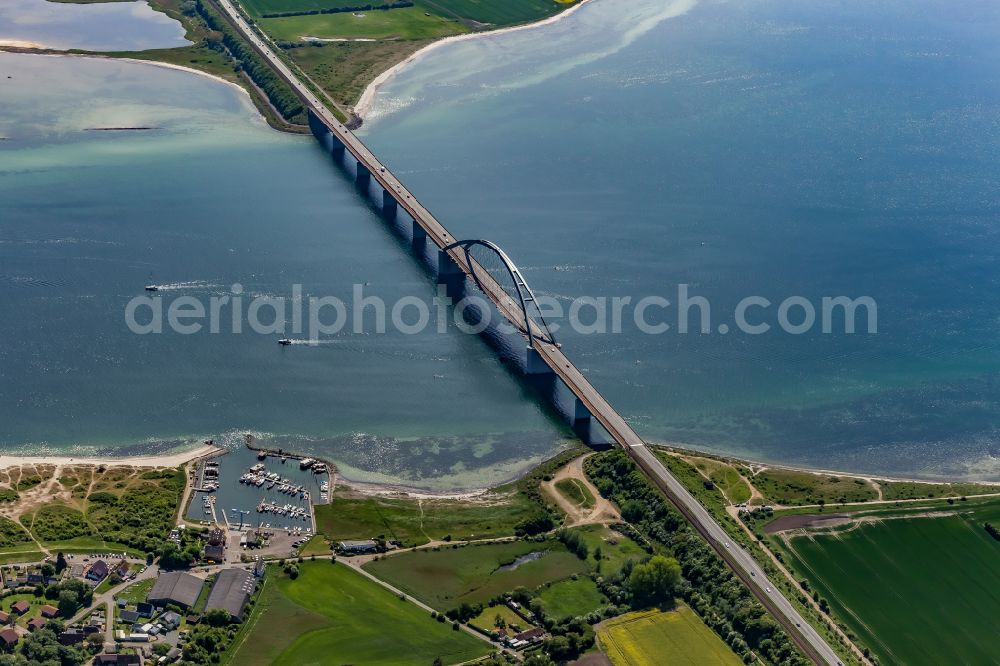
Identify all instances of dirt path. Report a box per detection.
[543,454,620,527]
[740,469,765,504]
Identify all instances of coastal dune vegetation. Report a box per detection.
[0,464,184,556]
[313,449,580,548]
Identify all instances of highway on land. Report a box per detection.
[210,1,843,662]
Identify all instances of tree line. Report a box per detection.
[586,451,812,666]
[262,1,413,19]
[986,522,1000,541]
[196,0,307,124]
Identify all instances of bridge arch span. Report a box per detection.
[442,239,557,346]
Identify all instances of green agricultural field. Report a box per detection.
[554,477,595,509]
[752,468,877,506]
[226,563,489,666]
[363,540,589,610]
[776,500,1000,665]
[598,607,743,666]
[243,0,375,17]
[418,0,575,25]
[537,576,604,620]
[314,489,537,547]
[261,7,466,41]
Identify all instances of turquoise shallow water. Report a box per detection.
[0,0,188,50]
[0,53,566,490]
[2,0,1000,484]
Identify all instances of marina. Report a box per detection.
[186,445,329,534]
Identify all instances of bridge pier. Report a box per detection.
[437,249,463,278]
[307,108,326,141]
[330,139,345,159]
[573,397,592,425]
[381,189,398,218]
[436,249,465,299]
[525,345,554,376]
[356,162,371,188]
[411,220,428,253]
[412,220,427,244]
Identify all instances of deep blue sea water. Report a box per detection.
[361,0,1000,479]
[2,0,999,485]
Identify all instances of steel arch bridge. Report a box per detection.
[442,239,557,346]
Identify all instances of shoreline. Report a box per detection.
[304,440,1000,499]
[657,442,1000,488]
[0,433,993,497]
[0,441,222,470]
[353,0,596,120]
[0,50,254,101]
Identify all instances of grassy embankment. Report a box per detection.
[597,606,744,666]
[312,447,585,549]
[225,562,490,665]
[766,496,1000,666]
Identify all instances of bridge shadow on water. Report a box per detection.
[312,138,614,451]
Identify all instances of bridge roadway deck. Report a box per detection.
[210,1,843,662]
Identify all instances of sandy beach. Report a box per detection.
[353,0,596,120]
[0,441,221,471]
[0,50,254,101]
[0,40,43,49]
